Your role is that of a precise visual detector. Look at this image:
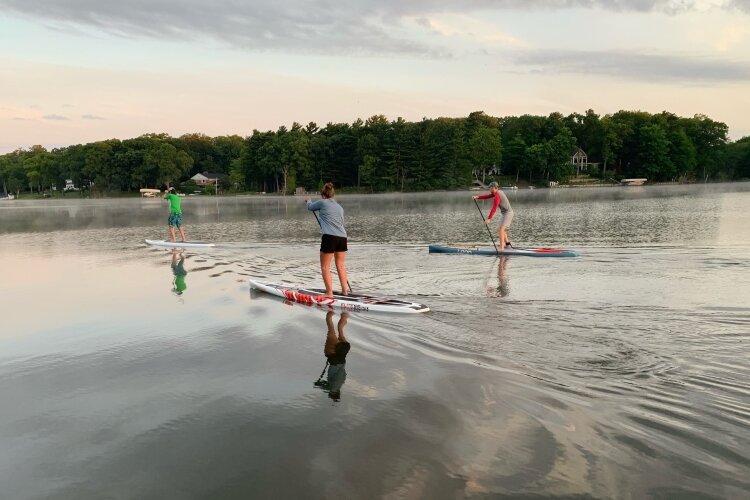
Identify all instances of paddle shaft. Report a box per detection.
[473,198,500,255]
[312,211,353,293]
[315,361,329,383]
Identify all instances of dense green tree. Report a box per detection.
[547,128,577,181]
[144,142,193,187]
[637,124,672,181]
[180,133,218,175]
[725,137,750,179]
[277,123,311,194]
[666,127,697,181]
[468,126,502,181]
[503,136,528,182]
[23,146,55,192]
[526,143,549,182]
[384,117,418,192]
[0,152,26,196]
[0,109,743,196]
[564,109,603,161]
[682,114,729,181]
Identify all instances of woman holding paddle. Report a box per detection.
[306,182,349,297]
[473,181,514,251]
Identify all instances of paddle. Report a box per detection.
[473,198,500,255]
[313,361,329,388]
[311,210,353,293]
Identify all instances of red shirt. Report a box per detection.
[477,191,501,219]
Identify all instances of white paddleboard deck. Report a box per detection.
[145,239,215,248]
[250,280,429,314]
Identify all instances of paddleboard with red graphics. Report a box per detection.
[429,243,578,257]
[249,280,429,314]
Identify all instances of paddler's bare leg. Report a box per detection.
[334,251,348,295]
[320,252,334,297]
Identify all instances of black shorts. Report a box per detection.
[320,234,348,254]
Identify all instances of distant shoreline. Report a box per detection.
[4,179,749,201]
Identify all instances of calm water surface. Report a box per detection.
[1,184,749,499]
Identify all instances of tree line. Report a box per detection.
[1,110,749,197]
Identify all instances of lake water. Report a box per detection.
[1,184,749,499]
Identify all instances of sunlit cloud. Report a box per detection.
[82,114,104,120]
[415,14,529,48]
[714,23,750,51]
[42,114,69,120]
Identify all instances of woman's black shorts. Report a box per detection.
[321,234,348,254]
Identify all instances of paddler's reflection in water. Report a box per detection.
[486,255,510,298]
[314,311,350,401]
[170,250,188,296]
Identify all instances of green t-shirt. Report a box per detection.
[173,274,187,293]
[172,260,187,293]
[165,193,182,214]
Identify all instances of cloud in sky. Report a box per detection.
[514,49,750,82]
[1,0,749,151]
[2,1,748,82]
[1,0,748,56]
[0,0,441,56]
[730,0,750,13]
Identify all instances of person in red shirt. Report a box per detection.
[472,181,514,250]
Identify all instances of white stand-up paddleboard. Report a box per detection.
[145,239,215,248]
[249,280,430,314]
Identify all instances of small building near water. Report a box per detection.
[140,188,161,197]
[621,178,647,186]
[191,172,228,186]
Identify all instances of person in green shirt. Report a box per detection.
[163,187,187,242]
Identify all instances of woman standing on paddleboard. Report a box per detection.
[472,181,514,250]
[306,182,349,297]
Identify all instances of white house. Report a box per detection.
[191,173,211,185]
[191,172,227,186]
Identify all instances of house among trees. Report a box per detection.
[472,164,501,185]
[571,147,593,177]
[190,172,227,186]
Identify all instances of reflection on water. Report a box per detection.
[314,311,351,401]
[170,250,188,296]
[485,255,510,298]
[1,183,749,498]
